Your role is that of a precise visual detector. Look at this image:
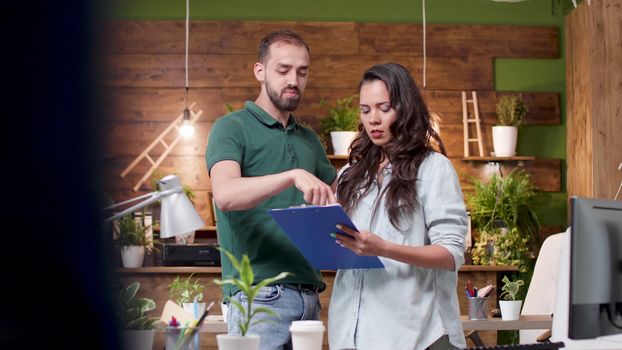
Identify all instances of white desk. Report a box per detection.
[198,314,553,333]
[461,314,552,331]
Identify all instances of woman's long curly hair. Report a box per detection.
[337,63,446,229]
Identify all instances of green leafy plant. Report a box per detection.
[496,95,527,127]
[214,248,290,336]
[150,171,196,206]
[115,215,148,249]
[225,102,244,114]
[117,282,159,330]
[467,169,540,273]
[318,95,359,138]
[499,275,525,301]
[169,273,205,304]
[472,227,531,271]
[182,185,196,206]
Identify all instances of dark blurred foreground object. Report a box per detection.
[0,1,119,349]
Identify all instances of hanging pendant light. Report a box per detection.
[179,88,194,137]
[179,0,195,138]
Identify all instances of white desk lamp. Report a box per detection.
[104,174,204,239]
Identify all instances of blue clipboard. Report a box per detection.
[268,204,385,270]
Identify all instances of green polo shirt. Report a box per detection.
[206,101,337,297]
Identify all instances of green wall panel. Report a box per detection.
[106,0,571,24]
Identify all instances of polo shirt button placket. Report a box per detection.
[285,130,297,165]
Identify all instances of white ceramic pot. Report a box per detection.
[330,131,356,155]
[216,334,260,350]
[499,299,523,320]
[182,302,206,318]
[121,245,145,268]
[492,126,518,157]
[121,329,155,350]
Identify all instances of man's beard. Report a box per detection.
[266,83,301,112]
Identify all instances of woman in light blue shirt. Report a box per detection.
[328,63,467,350]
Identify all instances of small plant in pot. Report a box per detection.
[318,95,360,155]
[115,214,152,268]
[499,275,525,321]
[117,282,159,350]
[169,273,207,318]
[492,94,527,157]
[214,248,290,350]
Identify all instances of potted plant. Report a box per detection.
[115,214,151,268]
[468,168,541,274]
[498,275,525,321]
[318,95,359,155]
[492,94,527,157]
[169,273,207,318]
[117,281,159,350]
[214,248,290,350]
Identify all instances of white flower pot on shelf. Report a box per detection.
[492,126,518,157]
[121,329,155,350]
[330,131,356,155]
[216,334,260,350]
[121,245,145,268]
[499,300,523,321]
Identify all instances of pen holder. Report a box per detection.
[164,326,199,350]
[467,297,488,320]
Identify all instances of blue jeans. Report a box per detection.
[227,284,321,350]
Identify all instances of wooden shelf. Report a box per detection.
[462,156,535,164]
[461,314,552,331]
[459,264,518,272]
[327,154,348,160]
[154,225,216,232]
[116,266,222,274]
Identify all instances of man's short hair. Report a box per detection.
[258,30,310,63]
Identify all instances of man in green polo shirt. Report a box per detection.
[206,30,337,350]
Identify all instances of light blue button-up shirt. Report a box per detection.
[328,152,467,350]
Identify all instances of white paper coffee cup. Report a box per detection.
[289,320,325,350]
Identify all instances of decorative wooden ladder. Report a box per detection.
[461,91,484,157]
[120,101,204,191]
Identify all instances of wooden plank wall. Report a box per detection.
[100,21,561,227]
[566,0,622,200]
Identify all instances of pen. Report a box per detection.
[478,284,494,298]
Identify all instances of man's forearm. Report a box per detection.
[213,170,295,211]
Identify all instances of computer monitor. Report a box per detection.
[569,196,622,340]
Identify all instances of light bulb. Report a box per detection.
[179,108,195,138]
[180,120,195,137]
